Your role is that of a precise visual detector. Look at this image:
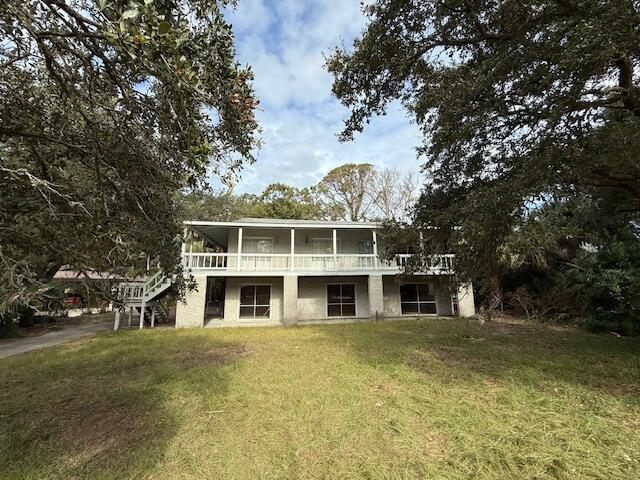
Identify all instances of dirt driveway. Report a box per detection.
[0,321,112,359]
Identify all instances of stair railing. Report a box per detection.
[142,270,165,300]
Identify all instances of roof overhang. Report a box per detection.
[187,223,230,247]
[184,220,381,230]
[53,267,143,281]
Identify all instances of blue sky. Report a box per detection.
[221,0,423,194]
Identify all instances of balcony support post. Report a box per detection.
[139,301,146,329]
[290,228,295,271]
[114,308,121,331]
[372,229,378,268]
[333,228,337,269]
[237,227,243,271]
[181,226,187,268]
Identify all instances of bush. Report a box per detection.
[579,315,640,337]
[0,321,24,339]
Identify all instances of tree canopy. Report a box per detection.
[0,0,258,312]
[328,0,640,217]
[251,183,324,220]
[178,162,419,224]
[329,0,640,322]
[329,0,639,181]
[316,163,375,221]
[179,183,324,221]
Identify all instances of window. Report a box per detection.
[399,283,436,315]
[327,284,356,317]
[239,285,271,318]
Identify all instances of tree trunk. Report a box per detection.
[483,274,503,321]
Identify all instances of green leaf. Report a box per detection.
[121,9,139,20]
[158,21,170,34]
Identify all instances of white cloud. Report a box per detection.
[219,0,425,194]
[226,0,271,36]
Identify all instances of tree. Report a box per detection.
[328,1,640,194]
[178,183,325,224]
[316,163,375,221]
[328,0,640,312]
[0,0,259,314]
[178,191,256,223]
[368,167,419,221]
[494,196,640,329]
[253,183,324,220]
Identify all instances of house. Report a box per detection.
[169,218,475,328]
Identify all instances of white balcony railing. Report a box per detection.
[384,253,455,272]
[117,282,144,303]
[293,254,377,271]
[182,253,454,274]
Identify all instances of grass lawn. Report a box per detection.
[1,318,639,479]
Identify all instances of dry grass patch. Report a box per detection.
[174,343,250,366]
[1,318,639,479]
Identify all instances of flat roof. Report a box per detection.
[53,267,144,281]
[184,217,380,229]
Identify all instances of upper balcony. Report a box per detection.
[181,218,453,276]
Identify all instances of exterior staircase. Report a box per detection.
[113,271,174,330]
[155,302,170,324]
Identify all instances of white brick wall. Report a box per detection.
[175,276,206,328]
[368,275,384,320]
[383,276,456,317]
[176,273,474,327]
[297,276,370,321]
[435,283,454,316]
[382,276,403,317]
[223,276,284,324]
[457,282,476,317]
[282,275,298,325]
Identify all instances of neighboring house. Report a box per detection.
[168,218,475,328]
[51,268,142,316]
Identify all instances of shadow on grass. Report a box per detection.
[319,317,640,396]
[0,330,249,479]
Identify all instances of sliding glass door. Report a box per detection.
[399,283,437,315]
